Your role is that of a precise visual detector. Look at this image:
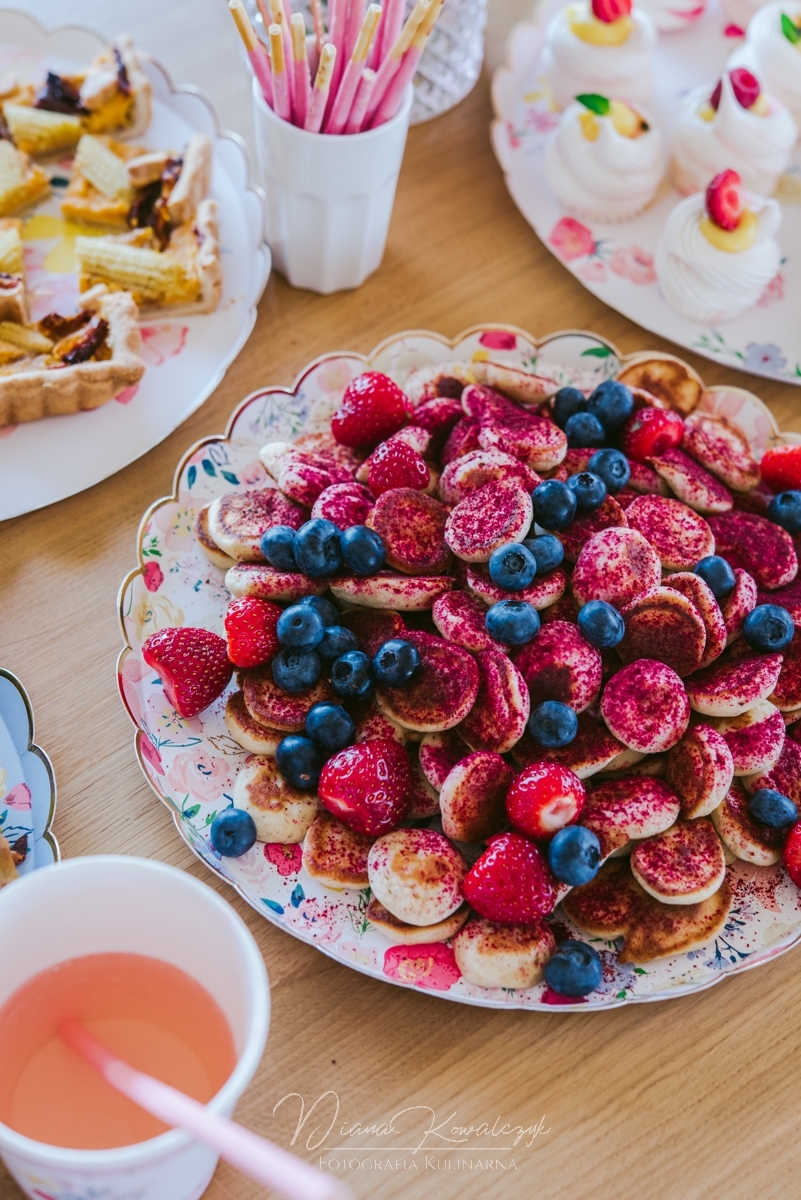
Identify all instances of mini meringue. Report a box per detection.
[729,3,801,124]
[543,2,657,110]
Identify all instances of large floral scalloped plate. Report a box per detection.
[0,10,270,522]
[0,669,58,875]
[118,325,801,1010]
[490,0,801,386]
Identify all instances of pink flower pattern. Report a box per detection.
[479,331,518,351]
[382,943,461,991]
[167,751,231,802]
[139,324,189,366]
[264,843,303,875]
[609,245,656,286]
[578,260,607,284]
[140,735,165,776]
[549,217,596,262]
[143,561,164,592]
[757,273,784,307]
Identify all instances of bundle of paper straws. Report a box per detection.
[230,0,444,134]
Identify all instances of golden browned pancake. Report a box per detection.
[302,812,373,888]
[243,665,333,733]
[616,355,702,415]
[366,898,470,944]
[233,758,319,843]
[224,691,283,755]
[195,505,235,570]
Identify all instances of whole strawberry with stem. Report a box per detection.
[318,738,412,835]
[368,439,430,497]
[142,627,232,718]
[463,832,557,924]
[331,372,412,450]
[224,596,282,668]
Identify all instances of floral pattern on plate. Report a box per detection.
[0,670,58,873]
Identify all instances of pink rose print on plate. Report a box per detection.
[0,424,16,439]
[542,986,588,1005]
[154,503,196,549]
[115,384,139,405]
[549,218,595,262]
[757,273,784,308]
[609,245,656,286]
[140,323,189,366]
[142,561,164,592]
[167,750,232,802]
[317,360,356,396]
[479,331,517,351]
[139,735,165,776]
[264,842,303,875]
[4,783,32,810]
[578,260,607,284]
[382,943,461,991]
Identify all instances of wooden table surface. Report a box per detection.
[4,2,800,1198]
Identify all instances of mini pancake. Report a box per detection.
[452,918,556,989]
[233,757,319,843]
[302,812,374,888]
[268,451,347,508]
[441,417,482,464]
[224,690,284,755]
[351,697,408,745]
[439,751,514,842]
[663,572,727,669]
[413,397,463,450]
[471,359,559,404]
[459,650,530,754]
[743,735,801,808]
[444,479,533,563]
[375,630,479,733]
[770,634,801,711]
[243,664,334,732]
[711,779,783,865]
[225,563,327,603]
[682,411,760,491]
[711,700,786,776]
[366,898,470,944]
[580,776,681,857]
[627,459,669,495]
[707,511,798,591]
[616,356,702,415]
[721,568,758,643]
[432,590,504,652]
[438,448,540,505]
[571,527,662,608]
[685,654,784,718]
[406,747,441,819]
[663,724,734,818]
[367,489,451,575]
[329,572,454,611]
[595,746,647,776]
[195,505,235,570]
[311,482,374,527]
[207,488,306,561]
[466,563,567,611]
[601,660,690,753]
[475,401,567,471]
[625,494,715,572]
[419,729,469,791]
[340,607,406,656]
[403,361,473,405]
[758,578,801,626]
[617,587,706,678]
[286,431,364,474]
[367,828,467,925]
[511,711,625,778]
[648,448,732,514]
[540,590,581,625]
[551,447,597,479]
[514,620,602,713]
[630,819,726,905]
[556,496,628,563]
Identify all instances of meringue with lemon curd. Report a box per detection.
[728,4,801,124]
[543,0,657,110]
[545,94,664,221]
[672,68,797,196]
[655,169,782,323]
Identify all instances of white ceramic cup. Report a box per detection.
[253,79,413,294]
[0,856,269,1200]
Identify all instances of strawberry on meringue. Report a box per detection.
[728,3,801,124]
[543,0,657,110]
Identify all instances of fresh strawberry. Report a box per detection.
[368,439,430,497]
[706,169,743,231]
[506,763,586,840]
[142,627,232,718]
[591,0,632,21]
[331,372,412,449]
[224,597,281,668]
[783,822,801,887]
[318,739,412,835]
[711,68,761,111]
[622,406,684,463]
[760,445,801,493]
[463,832,557,924]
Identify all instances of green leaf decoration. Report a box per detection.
[576,93,611,115]
[781,11,801,41]
[581,345,613,358]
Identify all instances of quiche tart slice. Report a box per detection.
[0,218,28,323]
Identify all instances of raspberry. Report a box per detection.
[224,596,282,668]
[368,439,430,497]
[706,169,743,232]
[318,739,412,835]
[622,406,684,463]
[760,445,801,493]
[142,627,232,718]
[463,832,557,924]
[591,0,632,21]
[506,763,586,840]
[331,371,412,449]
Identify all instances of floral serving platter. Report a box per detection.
[119,325,801,1010]
[491,0,801,386]
[0,669,58,875]
[0,11,270,523]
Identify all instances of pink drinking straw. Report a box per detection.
[269,23,293,122]
[343,0,366,64]
[326,3,382,134]
[364,0,428,124]
[291,12,311,127]
[229,0,274,106]
[326,0,348,118]
[375,0,405,66]
[371,0,442,126]
[58,1020,347,1200]
[345,68,376,132]
[304,42,337,132]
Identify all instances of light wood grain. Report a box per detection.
[3,3,801,1198]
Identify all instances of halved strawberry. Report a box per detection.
[224,596,282,668]
[760,445,801,493]
[331,372,412,449]
[368,439,430,497]
[783,821,801,887]
[318,739,412,835]
[463,832,557,924]
[622,407,685,463]
[142,627,232,718]
[506,763,586,840]
[706,169,743,232]
[591,0,632,20]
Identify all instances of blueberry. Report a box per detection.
[532,479,577,532]
[260,525,297,571]
[567,471,607,514]
[340,525,386,576]
[768,490,801,536]
[210,808,257,858]
[488,543,537,591]
[275,735,323,790]
[565,411,605,449]
[587,379,634,432]
[485,600,540,646]
[588,448,630,494]
[528,700,578,748]
[331,650,374,700]
[522,534,564,573]
[548,826,602,886]
[318,625,358,660]
[694,555,736,600]
[552,386,587,429]
[748,787,798,829]
[300,595,340,627]
[577,599,625,649]
[277,604,325,650]
[543,940,603,997]
[271,648,321,693]
[373,638,421,687]
[304,702,355,754]
[743,604,794,652]
[294,519,343,578]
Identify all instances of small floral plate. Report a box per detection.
[119,325,801,1010]
[0,669,58,875]
[491,0,801,386]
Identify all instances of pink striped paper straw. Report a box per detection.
[229,0,273,105]
[326,3,381,134]
[291,12,311,127]
[326,0,348,117]
[376,0,405,66]
[345,67,376,132]
[344,0,366,64]
[304,42,337,132]
[364,0,428,124]
[270,0,296,109]
[371,0,442,125]
[269,23,292,122]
